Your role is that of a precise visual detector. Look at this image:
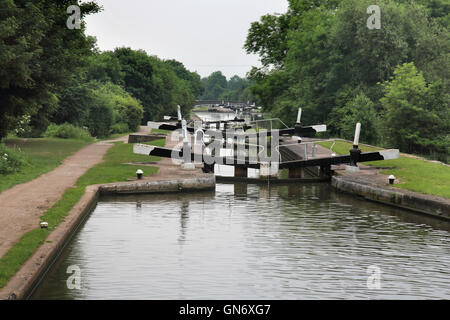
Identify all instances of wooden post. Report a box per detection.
[234,165,248,178]
[289,167,304,179]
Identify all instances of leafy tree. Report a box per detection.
[200,71,228,100]
[245,0,449,160]
[109,48,194,122]
[381,63,449,155]
[331,93,381,144]
[0,0,101,140]
[164,59,204,98]
[96,82,144,132]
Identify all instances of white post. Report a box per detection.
[296,108,302,124]
[177,105,182,121]
[353,123,361,146]
[181,120,187,139]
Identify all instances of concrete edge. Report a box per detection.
[0,175,216,300]
[331,176,450,221]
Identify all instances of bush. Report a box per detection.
[88,89,114,138]
[44,123,93,141]
[0,145,27,175]
[111,122,129,134]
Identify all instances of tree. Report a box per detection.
[200,71,228,100]
[164,59,204,98]
[109,48,194,122]
[331,93,381,144]
[0,0,101,140]
[381,63,449,156]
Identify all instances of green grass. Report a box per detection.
[0,140,164,288]
[192,106,208,111]
[100,132,132,140]
[143,138,166,147]
[317,140,382,155]
[0,138,91,193]
[317,140,449,198]
[365,158,450,198]
[150,129,171,134]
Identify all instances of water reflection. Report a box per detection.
[31,183,450,300]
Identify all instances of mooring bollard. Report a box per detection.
[40,222,48,229]
[136,169,143,180]
[389,175,395,185]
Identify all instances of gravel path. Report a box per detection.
[0,133,133,259]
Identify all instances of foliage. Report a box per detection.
[200,72,256,103]
[200,71,228,100]
[0,144,27,174]
[0,0,101,140]
[330,93,381,144]
[380,63,449,156]
[44,123,93,142]
[245,0,450,158]
[94,82,144,132]
[111,122,130,134]
[164,59,204,98]
[107,48,195,122]
[87,87,114,138]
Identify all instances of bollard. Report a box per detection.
[389,175,395,185]
[40,222,48,229]
[136,169,144,180]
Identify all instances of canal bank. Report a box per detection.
[29,183,450,300]
[0,174,215,300]
[331,165,450,221]
[0,130,215,300]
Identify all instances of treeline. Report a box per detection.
[0,0,202,140]
[199,71,256,102]
[245,0,449,161]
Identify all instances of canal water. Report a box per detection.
[31,183,450,300]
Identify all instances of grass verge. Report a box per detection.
[0,138,91,193]
[317,140,449,198]
[0,139,164,289]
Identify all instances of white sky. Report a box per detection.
[84,0,288,79]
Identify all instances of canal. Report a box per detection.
[31,183,450,299]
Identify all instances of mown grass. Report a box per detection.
[0,139,164,288]
[317,140,450,198]
[317,140,382,154]
[0,138,91,193]
[365,158,450,199]
[150,129,171,134]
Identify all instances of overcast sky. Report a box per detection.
[84,0,288,79]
